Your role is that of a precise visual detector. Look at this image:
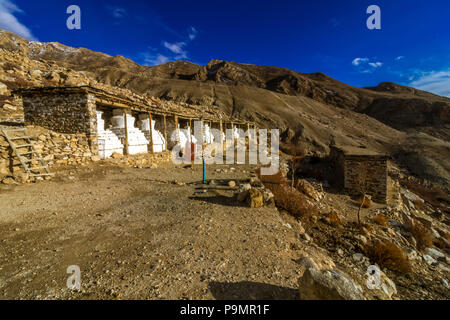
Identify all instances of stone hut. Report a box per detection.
[330,145,390,203]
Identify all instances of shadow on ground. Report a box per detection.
[208,281,298,300]
[189,193,246,207]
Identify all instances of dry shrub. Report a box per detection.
[372,214,388,227]
[400,179,450,211]
[365,240,411,273]
[357,195,372,208]
[413,199,426,211]
[323,211,342,227]
[408,221,433,251]
[256,167,317,220]
[2,61,17,71]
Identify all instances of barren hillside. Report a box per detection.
[0,29,449,187]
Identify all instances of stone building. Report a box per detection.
[330,145,390,203]
[13,86,256,160]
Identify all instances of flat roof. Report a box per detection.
[13,86,255,125]
[330,145,390,159]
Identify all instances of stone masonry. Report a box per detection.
[330,145,390,203]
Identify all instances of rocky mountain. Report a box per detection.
[0,29,449,187]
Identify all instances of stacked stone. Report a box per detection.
[0,134,11,179]
[0,126,101,184]
[344,157,388,203]
[22,92,92,134]
[32,131,98,166]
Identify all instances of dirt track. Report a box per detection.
[0,162,315,300]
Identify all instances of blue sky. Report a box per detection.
[1,0,449,97]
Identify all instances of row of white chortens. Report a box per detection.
[96,110,249,159]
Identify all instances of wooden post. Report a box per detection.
[148,112,154,153]
[188,118,192,142]
[123,110,129,155]
[163,115,168,150]
[219,120,223,135]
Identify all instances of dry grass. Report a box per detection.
[322,211,343,227]
[2,61,18,71]
[400,179,450,211]
[408,221,433,252]
[365,240,412,273]
[356,195,372,208]
[372,214,389,227]
[256,168,317,221]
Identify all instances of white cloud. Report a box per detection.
[142,53,170,66]
[368,62,383,68]
[409,69,450,97]
[395,56,405,61]
[163,41,185,54]
[141,26,199,66]
[163,41,188,59]
[107,6,127,19]
[0,0,37,40]
[352,57,383,73]
[352,57,369,66]
[188,26,198,40]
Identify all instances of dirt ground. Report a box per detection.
[0,161,317,300]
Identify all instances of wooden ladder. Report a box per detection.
[0,126,52,179]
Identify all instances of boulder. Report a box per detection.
[298,269,365,300]
[0,159,9,176]
[297,257,319,270]
[2,103,16,111]
[424,247,446,261]
[14,171,29,184]
[262,188,275,207]
[370,271,397,300]
[423,254,437,266]
[295,179,321,201]
[1,176,17,185]
[0,82,8,95]
[247,188,263,208]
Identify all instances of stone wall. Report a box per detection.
[0,125,99,184]
[330,146,389,203]
[22,91,92,135]
[329,146,345,188]
[343,156,388,203]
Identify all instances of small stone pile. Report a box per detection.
[236,177,275,208]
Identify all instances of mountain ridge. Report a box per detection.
[0,29,449,187]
